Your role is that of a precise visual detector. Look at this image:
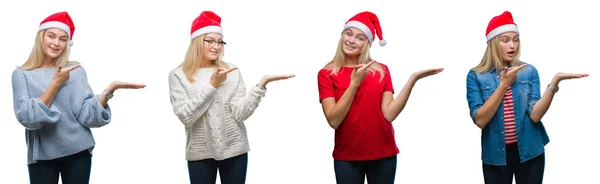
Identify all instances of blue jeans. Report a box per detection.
[188,153,248,184]
[28,150,92,184]
[334,156,397,184]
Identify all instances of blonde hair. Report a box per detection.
[20,30,75,70]
[324,36,386,81]
[472,36,521,73]
[182,34,227,83]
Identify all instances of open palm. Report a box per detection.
[263,74,296,83]
[411,68,444,81]
[555,72,589,81]
[110,81,146,90]
[257,74,295,89]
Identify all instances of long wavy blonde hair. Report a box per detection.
[324,36,386,81]
[20,30,75,70]
[472,36,522,73]
[181,34,227,83]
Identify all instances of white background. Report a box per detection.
[1,0,598,183]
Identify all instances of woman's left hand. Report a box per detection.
[107,81,146,93]
[410,68,444,82]
[258,74,296,89]
[554,72,589,82]
[549,72,588,86]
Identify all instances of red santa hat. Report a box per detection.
[39,11,75,46]
[190,11,223,40]
[486,11,519,42]
[343,11,386,46]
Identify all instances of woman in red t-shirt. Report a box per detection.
[317,11,443,184]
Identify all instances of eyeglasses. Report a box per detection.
[203,40,226,46]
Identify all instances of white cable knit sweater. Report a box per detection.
[168,63,266,161]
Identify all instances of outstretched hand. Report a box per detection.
[554,72,589,81]
[262,74,296,82]
[108,81,146,92]
[258,74,296,89]
[550,72,589,86]
[99,80,145,106]
[410,68,444,82]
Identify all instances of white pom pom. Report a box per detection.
[69,40,73,46]
[379,39,386,46]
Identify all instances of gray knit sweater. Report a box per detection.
[168,63,266,161]
[11,65,111,165]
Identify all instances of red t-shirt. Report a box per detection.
[317,63,399,161]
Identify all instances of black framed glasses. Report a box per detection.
[203,40,226,46]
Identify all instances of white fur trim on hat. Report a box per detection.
[344,20,373,43]
[39,21,71,38]
[486,24,519,41]
[191,25,223,40]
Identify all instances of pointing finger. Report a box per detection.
[66,64,81,72]
[223,67,238,74]
[363,60,377,69]
[507,65,526,74]
[514,64,528,71]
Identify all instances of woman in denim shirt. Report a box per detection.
[466,11,588,184]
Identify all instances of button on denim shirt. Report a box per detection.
[466,63,549,166]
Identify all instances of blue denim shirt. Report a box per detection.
[466,63,549,166]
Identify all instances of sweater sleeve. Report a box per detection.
[169,70,218,126]
[76,67,112,128]
[229,70,266,123]
[12,69,62,130]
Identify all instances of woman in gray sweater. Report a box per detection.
[11,11,145,184]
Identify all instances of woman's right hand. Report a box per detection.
[499,64,527,88]
[52,64,81,86]
[350,60,377,87]
[210,67,238,88]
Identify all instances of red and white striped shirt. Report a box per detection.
[503,86,517,144]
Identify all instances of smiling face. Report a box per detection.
[42,28,69,60]
[201,32,225,61]
[341,27,369,57]
[498,32,519,63]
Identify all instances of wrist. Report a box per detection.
[257,79,268,89]
[48,81,60,89]
[102,89,114,100]
[50,80,62,87]
[209,82,219,88]
[349,81,360,89]
[407,76,418,85]
[547,84,559,93]
[498,82,511,90]
[551,76,561,86]
[106,84,116,93]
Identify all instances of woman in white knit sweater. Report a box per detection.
[168,11,294,184]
